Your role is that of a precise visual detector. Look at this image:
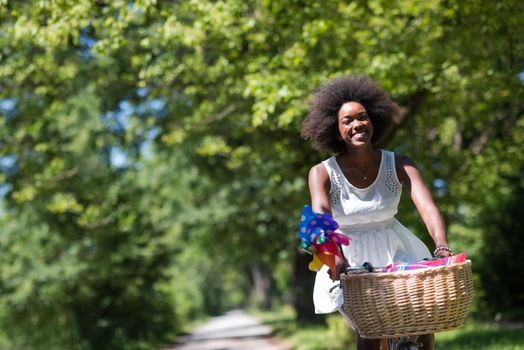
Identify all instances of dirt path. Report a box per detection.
[168,309,291,350]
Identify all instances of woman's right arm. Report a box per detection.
[308,163,332,214]
[308,163,346,279]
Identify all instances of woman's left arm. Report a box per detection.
[396,154,451,257]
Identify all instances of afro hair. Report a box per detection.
[301,74,399,153]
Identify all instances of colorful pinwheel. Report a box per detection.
[298,205,350,281]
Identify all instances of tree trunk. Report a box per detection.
[292,250,317,321]
[251,262,272,310]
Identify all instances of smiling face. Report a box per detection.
[337,101,374,148]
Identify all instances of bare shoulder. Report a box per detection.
[308,162,332,212]
[308,162,329,183]
[394,153,419,182]
[395,153,418,168]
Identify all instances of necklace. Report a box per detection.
[347,156,373,180]
[351,163,371,180]
[340,151,375,181]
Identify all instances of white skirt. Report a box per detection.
[313,218,431,314]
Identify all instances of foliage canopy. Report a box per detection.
[0,0,523,348]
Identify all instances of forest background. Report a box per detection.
[0,1,523,349]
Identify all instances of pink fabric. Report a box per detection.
[381,252,467,272]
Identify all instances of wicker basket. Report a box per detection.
[341,260,474,338]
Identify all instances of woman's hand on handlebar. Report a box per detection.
[328,255,347,280]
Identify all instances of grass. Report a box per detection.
[435,323,524,350]
[251,306,524,350]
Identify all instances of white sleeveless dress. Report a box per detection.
[313,150,431,314]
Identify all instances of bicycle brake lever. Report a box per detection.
[362,262,374,272]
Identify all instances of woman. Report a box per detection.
[301,75,452,350]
